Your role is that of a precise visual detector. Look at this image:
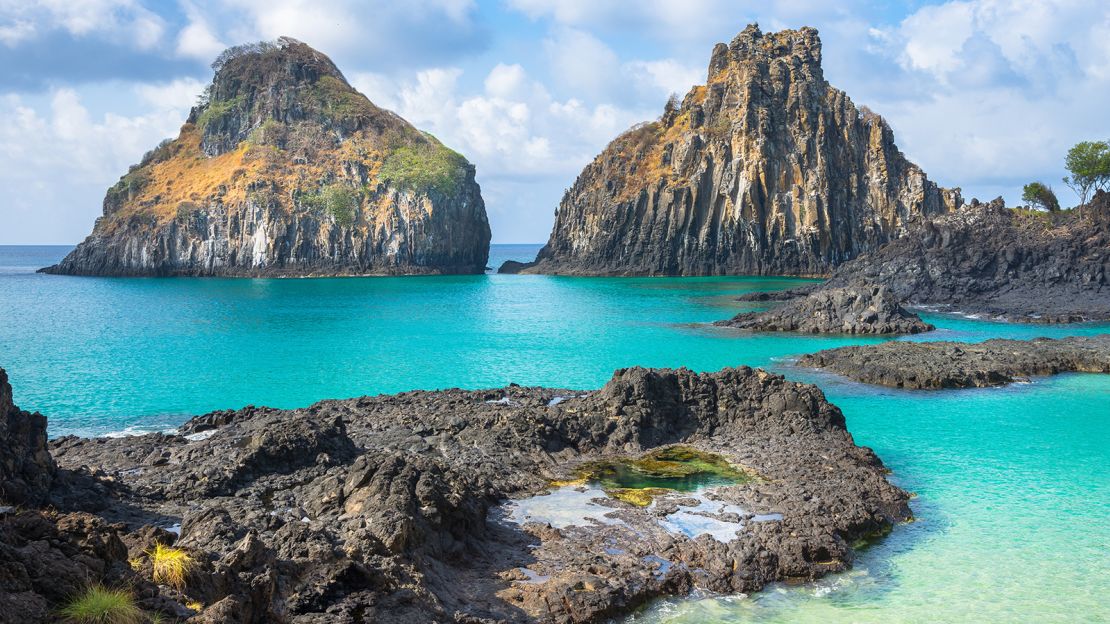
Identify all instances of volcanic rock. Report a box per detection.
[817,196,1110,322]
[40,366,909,623]
[797,335,1110,389]
[511,25,960,276]
[716,284,933,334]
[0,369,55,506]
[43,37,490,277]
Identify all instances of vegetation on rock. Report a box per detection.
[148,543,194,590]
[59,586,143,624]
[1063,139,1110,206]
[1021,181,1060,212]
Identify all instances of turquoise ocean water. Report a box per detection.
[1,244,1107,622]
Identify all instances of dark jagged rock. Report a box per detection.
[43,37,490,277]
[716,285,934,334]
[797,335,1110,389]
[39,366,909,623]
[0,369,55,506]
[817,195,1110,322]
[513,25,960,276]
[0,370,174,623]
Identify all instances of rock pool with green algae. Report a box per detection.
[576,446,753,506]
[1,244,1109,621]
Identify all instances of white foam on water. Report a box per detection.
[184,429,217,441]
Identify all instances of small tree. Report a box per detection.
[1021,182,1060,212]
[1062,140,1110,206]
[663,92,680,118]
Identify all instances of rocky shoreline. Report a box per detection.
[797,335,1110,389]
[1,366,909,623]
[810,196,1110,323]
[715,285,934,335]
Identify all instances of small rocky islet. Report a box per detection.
[1,366,909,623]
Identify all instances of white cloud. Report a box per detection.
[0,0,166,48]
[0,84,192,243]
[175,3,226,61]
[861,0,1110,204]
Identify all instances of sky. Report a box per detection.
[1,1,1108,244]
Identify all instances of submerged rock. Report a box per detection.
[42,37,490,277]
[515,24,959,276]
[34,366,909,623]
[815,195,1110,322]
[798,335,1110,389]
[716,284,934,335]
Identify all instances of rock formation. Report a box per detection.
[716,284,934,334]
[818,195,1110,322]
[509,25,960,276]
[43,38,490,277]
[798,335,1110,389]
[1,365,910,623]
[0,369,55,506]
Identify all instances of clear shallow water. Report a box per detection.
[1,244,1108,621]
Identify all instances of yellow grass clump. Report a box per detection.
[149,543,195,589]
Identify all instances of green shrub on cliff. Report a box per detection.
[197,94,245,133]
[1021,182,1060,212]
[59,586,143,624]
[300,183,359,226]
[379,139,468,198]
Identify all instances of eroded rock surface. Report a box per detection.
[31,366,910,623]
[798,335,1110,389]
[43,37,490,277]
[0,369,55,506]
[716,285,933,335]
[816,196,1110,322]
[512,25,959,276]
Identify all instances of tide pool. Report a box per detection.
[0,244,1107,621]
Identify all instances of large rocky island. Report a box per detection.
[43,38,491,277]
[505,25,960,276]
[0,366,909,623]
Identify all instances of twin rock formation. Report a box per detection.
[46,38,490,277]
[50,26,959,280]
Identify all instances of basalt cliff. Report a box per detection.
[508,25,960,276]
[43,38,490,277]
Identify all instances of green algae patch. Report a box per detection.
[568,446,752,506]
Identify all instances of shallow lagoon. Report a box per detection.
[1,244,1107,621]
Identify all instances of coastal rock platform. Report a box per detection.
[2,366,909,623]
[797,335,1110,389]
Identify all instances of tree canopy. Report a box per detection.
[1063,140,1110,206]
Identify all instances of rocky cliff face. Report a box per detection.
[821,195,1110,322]
[515,25,960,276]
[44,38,490,277]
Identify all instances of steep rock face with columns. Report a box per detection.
[514,25,960,276]
[44,38,490,277]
